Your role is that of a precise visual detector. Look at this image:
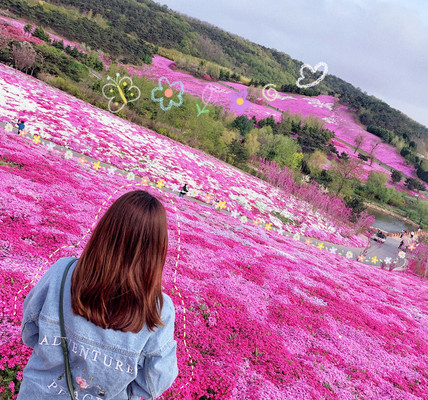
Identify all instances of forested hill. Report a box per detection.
[2,0,428,147]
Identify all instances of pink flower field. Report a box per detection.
[134,56,420,183]
[1,121,428,399]
[0,63,366,247]
[1,20,428,399]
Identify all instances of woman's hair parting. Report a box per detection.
[71,190,169,333]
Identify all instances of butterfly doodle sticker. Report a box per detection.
[102,73,141,113]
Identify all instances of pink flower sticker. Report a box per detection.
[76,377,89,389]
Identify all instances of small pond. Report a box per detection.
[369,208,417,233]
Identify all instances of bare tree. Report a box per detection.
[368,141,381,166]
[196,34,225,63]
[354,134,364,153]
[331,158,363,195]
[12,42,37,72]
[0,26,11,50]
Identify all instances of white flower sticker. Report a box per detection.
[240,216,248,224]
[293,233,301,241]
[170,184,180,192]
[398,251,406,259]
[126,172,135,180]
[64,150,73,159]
[384,257,392,265]
[46,142,55,151]
[346,251,353,259]
[5,123,13,132]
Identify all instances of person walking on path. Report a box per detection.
[18,190,178,400]
[179,183,189,198]
[17,120,25,135]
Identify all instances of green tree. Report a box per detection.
[405,177,425,191]
[244,129,260,158]
[231,115,254,136]
[391,170,402,183]
[33,26,50,43]
[306,150,327,175]
[228,139,248,168]
[364,171,390,202]
[257,129,301,170]
[330,158,363,196]
[24,24,33,36]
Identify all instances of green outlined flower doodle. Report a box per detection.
[151,77,184,111]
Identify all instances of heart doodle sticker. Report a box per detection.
[102,73,141,113]
[296,62,328,89]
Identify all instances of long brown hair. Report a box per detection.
[71,190,168,333]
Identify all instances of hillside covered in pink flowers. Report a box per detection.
[1,63,428,399]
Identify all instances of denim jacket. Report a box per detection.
[18,257,178,400]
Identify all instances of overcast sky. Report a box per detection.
[154,0,428,128]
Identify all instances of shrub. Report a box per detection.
[358,153,369,161]
[407,237,428,277]
[391,169,402,183]
[32,26,50,43]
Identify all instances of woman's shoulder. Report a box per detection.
[161,293,175,317]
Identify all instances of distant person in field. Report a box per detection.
[17,120,25,134]
[18,190,178,400]
[179,183,189,198]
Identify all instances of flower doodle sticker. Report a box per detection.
[229,88,250,113]
[151,77,184,111]
[196,84,218,117]
[296,62,328,88]
[102,73,141,113]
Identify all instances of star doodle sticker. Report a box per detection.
[102,73,141,113]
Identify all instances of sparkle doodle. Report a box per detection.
[262,84,278,102]
[102,74,141,113]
